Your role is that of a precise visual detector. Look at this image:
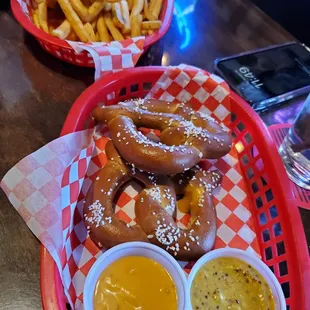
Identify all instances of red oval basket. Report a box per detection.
[11,0,174,67]
[40,67,310,309]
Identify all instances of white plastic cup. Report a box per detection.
[83,242,190,310]
[188,248,286,310]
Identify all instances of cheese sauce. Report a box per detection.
[191,257,275,310]
[94,256,177,310]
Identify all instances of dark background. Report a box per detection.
[0,1,10,9]
[251,0,310,45]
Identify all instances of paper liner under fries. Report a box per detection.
[1,65,261,309]
[67,38,145,80]
[17,0,145,80]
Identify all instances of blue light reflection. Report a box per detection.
[174,0,197,50]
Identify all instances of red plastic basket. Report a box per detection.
[11,0,174,67]
[40,67,310,310]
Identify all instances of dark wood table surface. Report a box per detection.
[0,0,307,309]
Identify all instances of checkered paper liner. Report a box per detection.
[17,0,145,80]
[0,128,94,276]
[66,39,145,80]
[1,65,260,309]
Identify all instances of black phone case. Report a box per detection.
[213,42,310,113]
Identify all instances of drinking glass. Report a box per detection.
[279,94,310,190]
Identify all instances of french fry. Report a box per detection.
[57,0,90,42]
[32,9,41,28]
[38,1,49,33]
[112,2,125,29]
[95,31,100,41]
[51,19,71,39]
[150,0,162,19]
[36,0,162,43]
[148,0,156,11]
[88,2,106,22]
[68,0,88,21]
[97,14,110,42]
[84,22,97,41]
[130,13,142,37]
[141,20,161,30]
[144,0,157,21]
[127,0,133,10]
[91,20,97,32]
[131,0,143,16]
[69,0,105,23]
[120,0,131,34]
[104,13,124,41]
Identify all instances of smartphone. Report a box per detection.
[214,42,310,112]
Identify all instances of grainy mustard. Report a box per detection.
[191,257,275,310]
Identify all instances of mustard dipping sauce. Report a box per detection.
[94,256,177,310]
[191,257,275,310]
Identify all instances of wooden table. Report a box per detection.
[0,0,304,308]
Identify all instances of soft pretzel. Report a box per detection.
[135,169,221,261]
[92,99,232,175]
[84,140,149,248]
[84,141,221,260]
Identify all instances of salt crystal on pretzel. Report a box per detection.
[84,141,222,260]
[92,99,232,175]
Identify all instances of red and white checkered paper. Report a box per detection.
[1,65,261,309]
[67,39,145,80]
[0,128,94,277]
[17,0,145,80]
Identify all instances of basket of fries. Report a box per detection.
[11,0,173,67]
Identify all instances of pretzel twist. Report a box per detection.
[92,99,232,175]
[84,141,221,260]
